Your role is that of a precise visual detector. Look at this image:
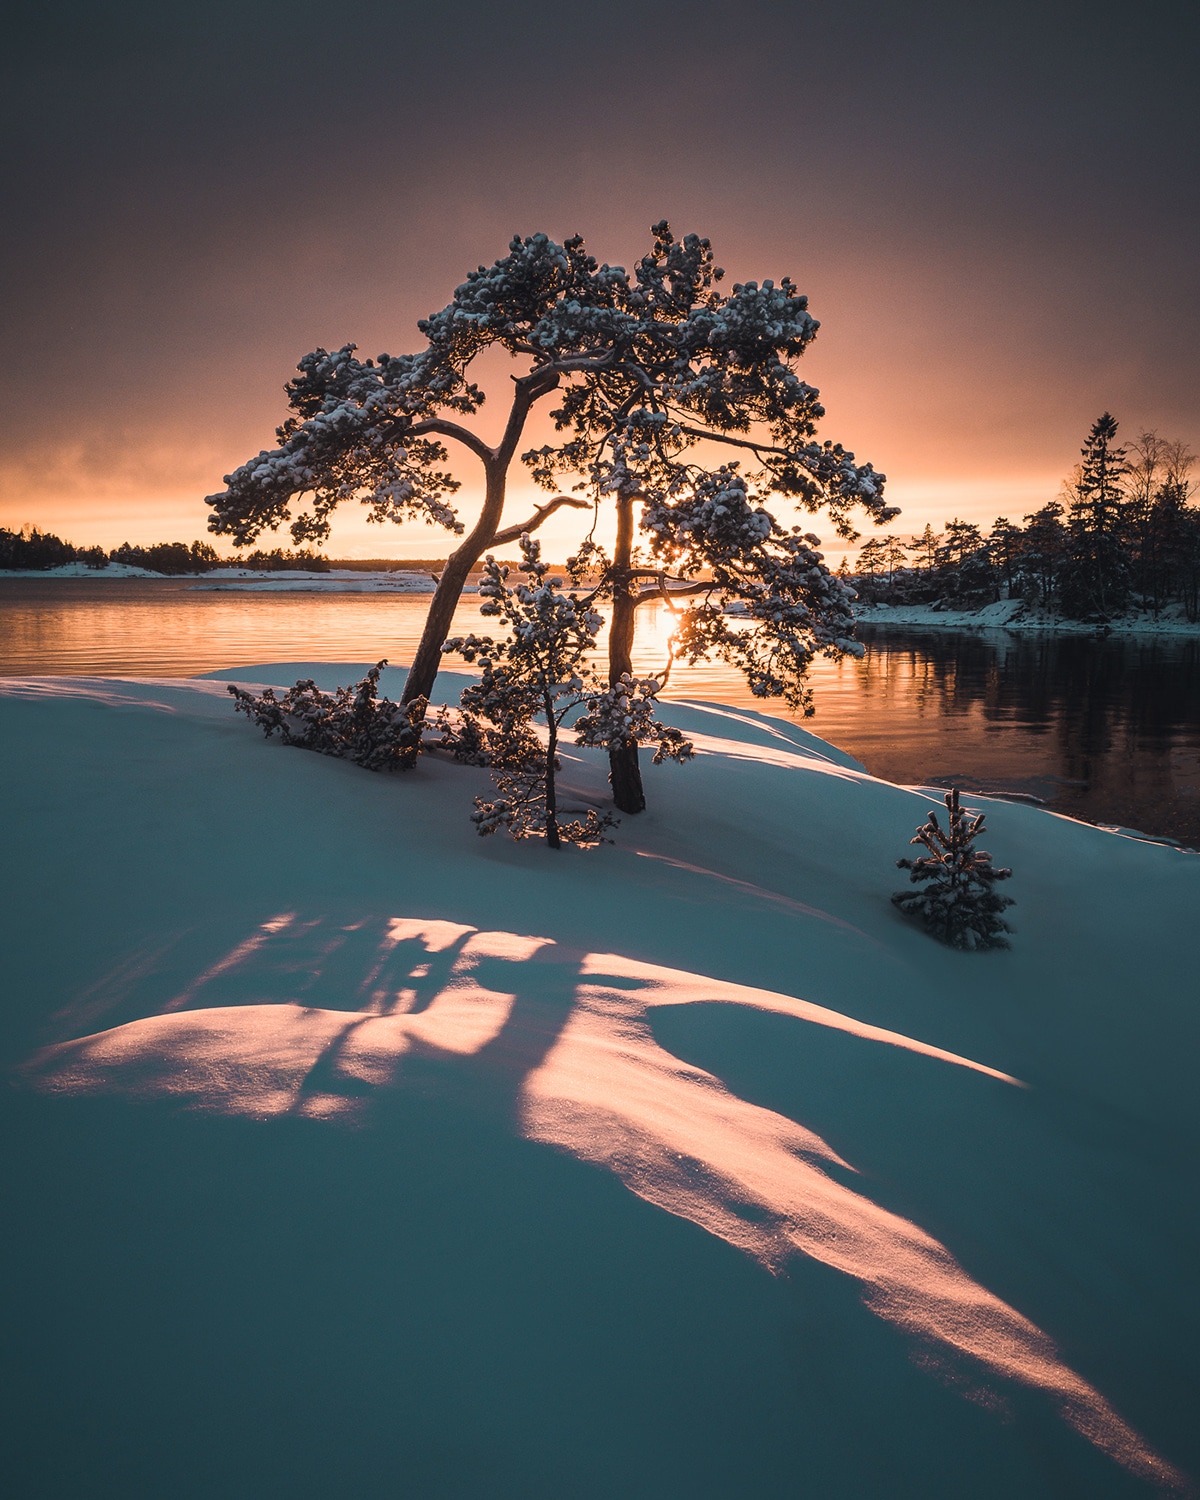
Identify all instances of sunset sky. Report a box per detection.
[3,0,1197,562]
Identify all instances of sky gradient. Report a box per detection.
[3,0,1197,560]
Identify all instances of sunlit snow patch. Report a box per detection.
[25,917,1185,1490]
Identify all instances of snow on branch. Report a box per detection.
[640,465,863,712]
[207,224,892,554]
[438,535,691,847]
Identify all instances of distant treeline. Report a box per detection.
[0,528,528,576]
[848,418,1200,621]
[0,528,443,575]
[0,528,334,574]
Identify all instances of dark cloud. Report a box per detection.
[3,0,1197,544]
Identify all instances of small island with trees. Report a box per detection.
[848,416,1199,629]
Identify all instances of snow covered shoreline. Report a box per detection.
[855,597,1200,636]
[0,563,440,590]
[0,560,166,578]
[191,568,439,592]
[2,664,1196,1496]
[12,570,1198,628]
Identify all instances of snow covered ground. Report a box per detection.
[2,664,1197,1498]
[856,597,1200,635]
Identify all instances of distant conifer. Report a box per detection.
[892,788,1015,949]
[1061,413,1130,618]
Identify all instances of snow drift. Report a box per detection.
[2,665,1197,1498]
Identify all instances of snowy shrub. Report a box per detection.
[892,788,1015,950]
[440,535,692,848]
[228,661,426,771]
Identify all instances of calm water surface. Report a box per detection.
[3,577,1198,845]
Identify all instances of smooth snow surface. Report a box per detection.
[856,598,1200,635]
[2,664,1197,1499]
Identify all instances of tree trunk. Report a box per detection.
[401,546,479,706]
[399,378,553,709]
[401,448,512,710]
[607,491,645,814]
[544,694,561,848]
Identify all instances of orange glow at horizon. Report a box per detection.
[3,229,1189,564]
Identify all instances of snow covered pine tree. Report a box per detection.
[440,535,691,848]
[206,223,891,811]
[1060,413,1131,620]
[892,788,1015,949]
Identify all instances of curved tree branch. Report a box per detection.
[407,418,495,465]
[673,423,790,457]
[491,495,592,548]
[633,578,717,602]
[627,567,705,580]
[491,369,562,471]
[518,349,623,382]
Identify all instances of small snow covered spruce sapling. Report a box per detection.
[892,788,1015,950]
[440,535,692,848]
[228,662,426,770]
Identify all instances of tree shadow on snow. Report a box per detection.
[15,909,1195,1499]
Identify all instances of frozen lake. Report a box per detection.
[3,576,1198,846]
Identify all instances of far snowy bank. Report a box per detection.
[190,568,439,593]
[0,561,164,579]
[0,563,440,591]
[855,597,1200,636]
[1,666,1196,1497]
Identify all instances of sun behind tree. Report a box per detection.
[207,223,893,810]
[440,534,692,848]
